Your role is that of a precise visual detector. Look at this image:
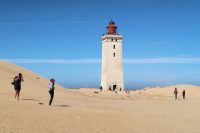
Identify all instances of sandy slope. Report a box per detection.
[1,61,200,133]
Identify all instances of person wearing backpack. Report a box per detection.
[12,73,24,100]
[48,79,55,106]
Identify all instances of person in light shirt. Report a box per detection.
[48,79,55,106]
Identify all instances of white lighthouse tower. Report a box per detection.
[101,20,124,91]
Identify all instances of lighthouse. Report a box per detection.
[101,20,124,91]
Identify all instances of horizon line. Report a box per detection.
[2,57,200,64]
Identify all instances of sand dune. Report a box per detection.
[1,61,200,133]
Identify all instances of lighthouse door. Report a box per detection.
[113,85,117,91]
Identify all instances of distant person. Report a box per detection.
[99,86,103,91]
[48,79,55,106]
[126,90,129,94]
[12,73,24,100]
[182,90,186,99]
[174,88,178,100]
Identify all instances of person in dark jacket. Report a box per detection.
[99,86,103,91]
[13,73,24,100]
[182,90,186,99]
[48,79,55,106]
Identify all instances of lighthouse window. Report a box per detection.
[113,45,115,49]
[113,53,115,57]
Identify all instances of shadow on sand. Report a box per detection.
[22,98,40,102]
[54,105,71,108]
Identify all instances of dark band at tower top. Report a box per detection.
[106,20,118,35]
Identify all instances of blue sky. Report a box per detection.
[1,0,200,89]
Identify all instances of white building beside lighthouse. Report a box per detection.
[101,20,124,91]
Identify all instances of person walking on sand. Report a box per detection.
[48,79,55,106]
[13,73,24,100]
[174,88,178,100]
[99,86,103,91]
[182,90,186,99]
